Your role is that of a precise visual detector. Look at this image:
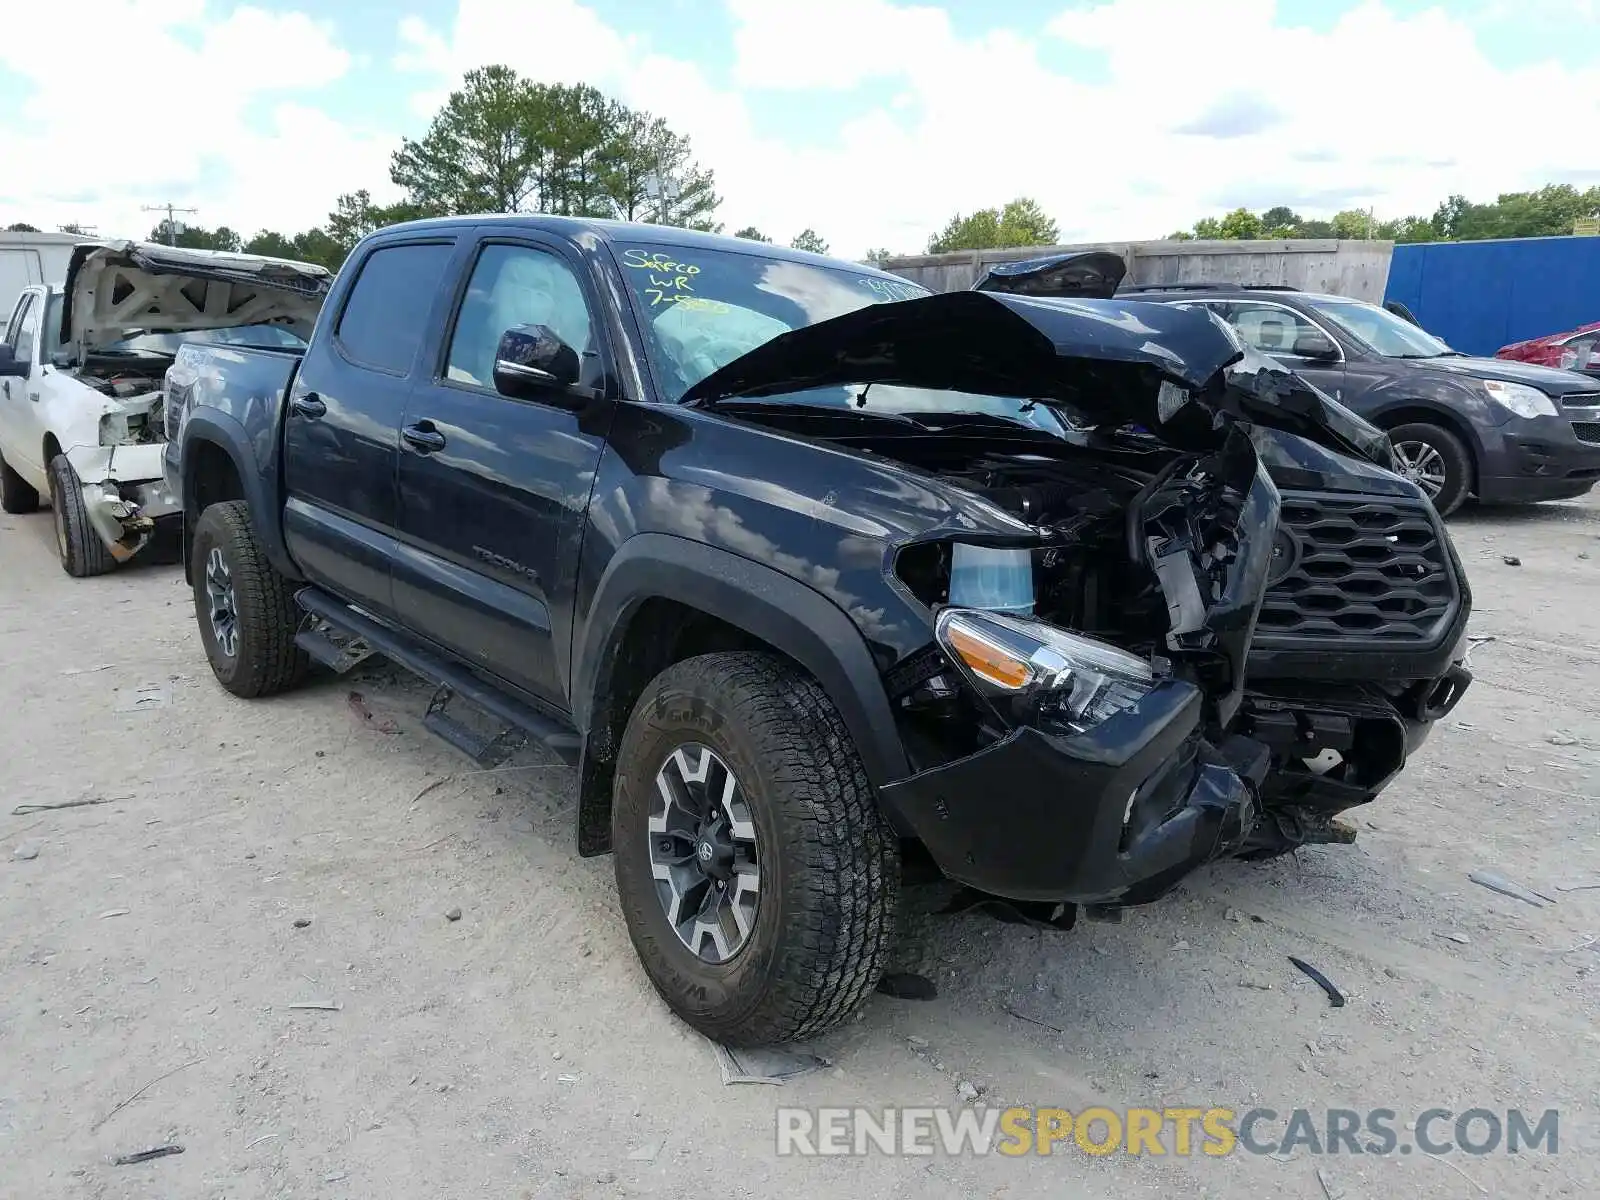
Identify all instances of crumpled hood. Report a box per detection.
[1421,354,1599,395]
[682,287,1392,460]
[61,240,331,352]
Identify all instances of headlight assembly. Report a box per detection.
[935,607,1158,736]
[1483,379,1557,418]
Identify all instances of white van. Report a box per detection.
[1,232,81,317]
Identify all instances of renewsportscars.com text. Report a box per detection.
[775,1106,1560,1158]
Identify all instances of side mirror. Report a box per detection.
[0,345,28,378]
[492,324,582,401]
[1292,330,1340,361]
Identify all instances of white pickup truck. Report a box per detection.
[0,241,329,575]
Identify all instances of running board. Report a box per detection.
[294,588,581,767]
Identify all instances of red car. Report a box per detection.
[1496,321,1600,378]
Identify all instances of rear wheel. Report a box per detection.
[190,501,309,697]
[611,652,899,1046]
[1387,422,1472,516]
[47,455,117,577]
[0,449,39,514]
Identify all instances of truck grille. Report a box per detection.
[1256,492,1461,647]
[1574,421,1600,445]
[1561,392,1600,409]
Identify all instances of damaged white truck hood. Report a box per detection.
[61,240,331,353]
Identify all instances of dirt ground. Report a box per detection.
[2,493,1597,1200]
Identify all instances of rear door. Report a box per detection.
[284,236,459,618]
[393,233,616,708]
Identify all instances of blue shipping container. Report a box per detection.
[1383,236,1600,357]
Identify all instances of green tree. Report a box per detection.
[733,226,771,242]
[1217,207,1264,239]
[5,222,39,233]
[863,247,895,266]
[57,223,91,235]
[789,229,828,254]
[148,221,242,251]
[391,66,719,229]
[1259,206,1301,230]
[1297,218,1335,239]
[928,197,1059,253]
[1190,216,1224,240]
[603,106,720,228]
[1329,209,1374,239]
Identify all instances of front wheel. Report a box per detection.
[190,501,309,698]
[1387,422,1473,516]
[48,455,117,577]
[611,652,900,1046]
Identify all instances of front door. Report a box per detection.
[393,236,616,708]
[1,293,48,488]
[1207,299,1348,401]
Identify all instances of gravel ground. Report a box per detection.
[2,493,1597,1199]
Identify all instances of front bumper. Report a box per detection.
[878,680,1267,907]
[63,442,178,562]
[1477,414,1600,503]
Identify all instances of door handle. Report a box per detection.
[290,392,326,418]
[402,422,447,453]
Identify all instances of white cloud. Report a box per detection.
[391,0,1600,258]
[0,0,390,241]
[6,0,1596,260]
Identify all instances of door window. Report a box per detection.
[7,294,39,367]
[334,242,455,375]
[1214,302,1338,360]
[444,245,595,388]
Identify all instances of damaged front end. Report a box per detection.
[683,289,1327,908]
[66,391,177,563]
[878,426,1279,907]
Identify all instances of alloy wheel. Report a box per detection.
[647,743,761,964]
[205,546,240,659]
[1392,439,1448,499]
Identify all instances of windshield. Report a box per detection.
[617,242,930,401]
[1305,296,1453,359]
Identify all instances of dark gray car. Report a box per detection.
[1122,283,1600,515]
[969,253,1600,515]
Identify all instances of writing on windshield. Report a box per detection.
[617,243,931,400]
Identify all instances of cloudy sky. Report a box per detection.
[2,0,1596,257]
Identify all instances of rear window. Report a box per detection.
[336,242,454,374]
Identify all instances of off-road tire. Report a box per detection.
[0,449,39,514]
[190,501,309,698]
[612,652,900,1046]
[48,455,117,577]
[1388,421,1473,517]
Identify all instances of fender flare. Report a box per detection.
[179,408,299,581]
[570,534,912,852]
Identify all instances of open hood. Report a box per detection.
[682,288,1389,460]
[970,250,1126,299]
[61,240,332,352]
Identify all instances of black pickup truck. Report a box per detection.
[164,219,1469,1045]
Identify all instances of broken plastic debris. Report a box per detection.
[710,1040,828,1085]
[117,685,170,712]
[112,1144,184,1165]
[1287,956,1345,1008]
[1468,870,1554,907]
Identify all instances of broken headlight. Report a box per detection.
[934,608,1157,736]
